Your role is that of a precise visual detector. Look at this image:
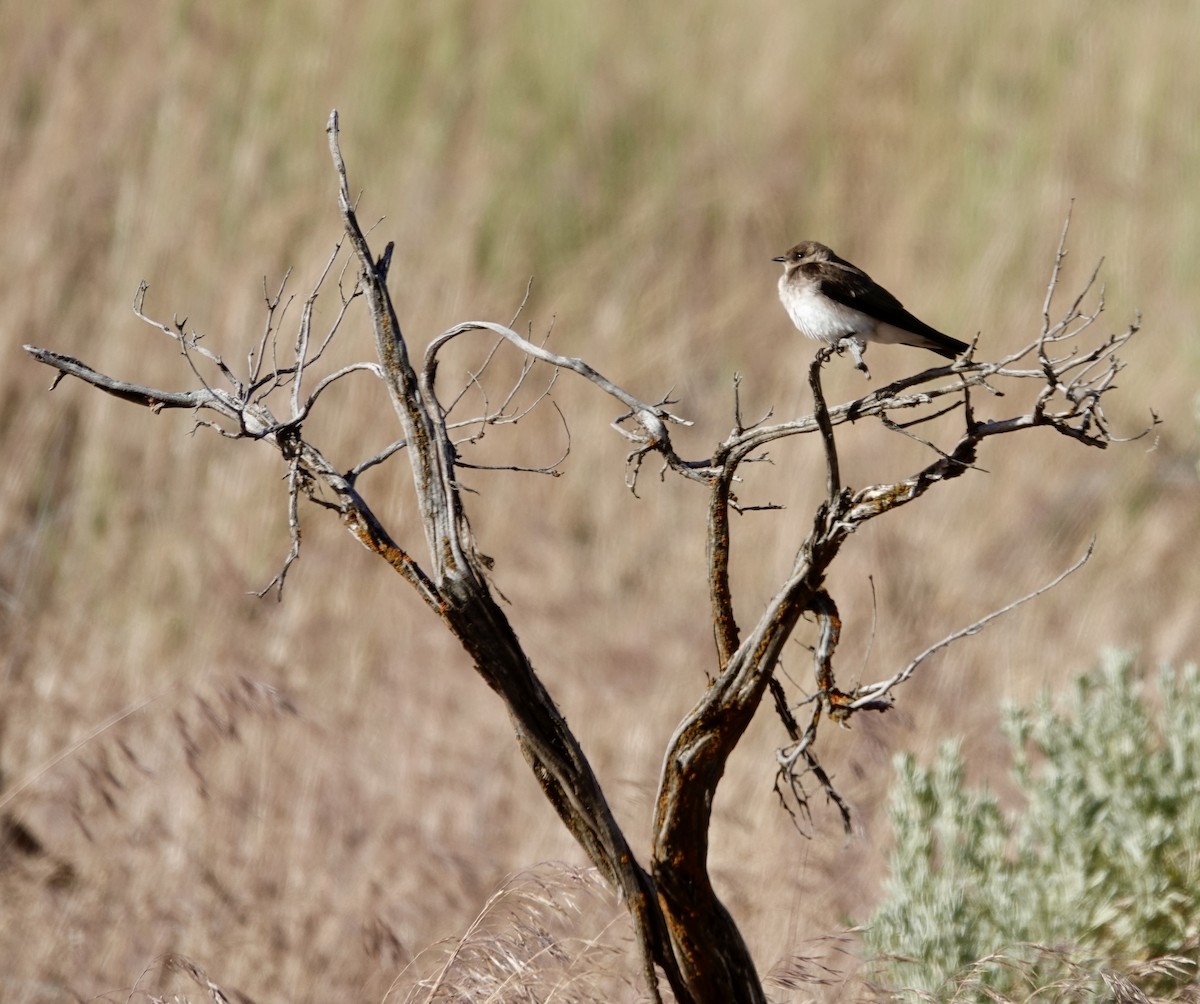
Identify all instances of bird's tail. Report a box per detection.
[907,330,970,360]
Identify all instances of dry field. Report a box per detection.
[2,3,1197,1001]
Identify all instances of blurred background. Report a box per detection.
[1,2,1197,1001]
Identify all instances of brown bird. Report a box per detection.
[773,241,968,373]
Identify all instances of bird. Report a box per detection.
[773,241,969,375]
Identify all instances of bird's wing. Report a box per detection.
[812,263,948,342]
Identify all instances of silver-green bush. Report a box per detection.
[866,650,1200,1001]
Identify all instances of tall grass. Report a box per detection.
[1,3,1198,1000]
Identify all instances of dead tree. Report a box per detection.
[24,112,1144,1003]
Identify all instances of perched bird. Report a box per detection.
[773,241,968,374]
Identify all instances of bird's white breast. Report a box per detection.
[777,275,874,344]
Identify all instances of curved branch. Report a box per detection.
[424,320,707,486]
[849,538,1096,709]
[298,361,384,419]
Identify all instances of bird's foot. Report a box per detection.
[837,337,871,379]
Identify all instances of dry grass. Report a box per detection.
[862,945,1200,1004]
[2,3,1198,1001]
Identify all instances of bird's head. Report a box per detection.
[772,241,834,272]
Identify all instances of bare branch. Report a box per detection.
[849,538,1096,709]
[879,412,987,474]
[455,400,572,477]
[809,347,842,501]
[426,321,690,432]
[23,344,233,417]
[290,292,315,418]
[298,362,384,419]
[347,438,408,482]
[425,321,708,494]
[132,283,241,396]
[255,456,304,600]
[1042,201,1073,336]
[250,271,292,386]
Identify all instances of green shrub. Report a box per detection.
[865,650,1200,1001]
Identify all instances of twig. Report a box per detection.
[849,538,1096,708]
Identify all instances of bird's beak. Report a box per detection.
[771,255,786,263]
